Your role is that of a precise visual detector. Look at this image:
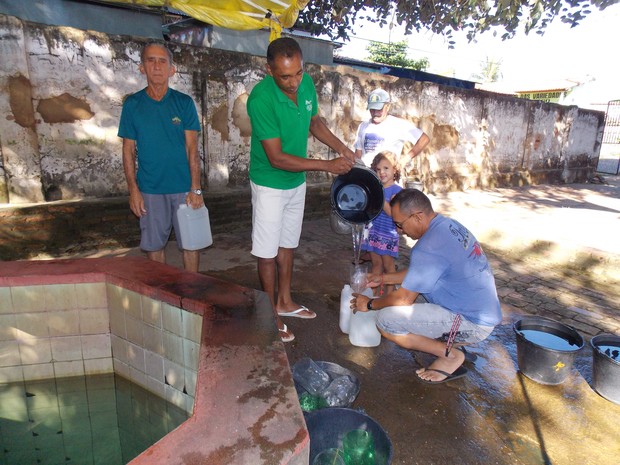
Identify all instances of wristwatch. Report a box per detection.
[191,189,202,195]
[366,299,374,311]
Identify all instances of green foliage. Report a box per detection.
[295,0,616,46]
[366,40,429,70]
[471,57,503,82]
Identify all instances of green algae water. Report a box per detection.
[0,373,188,465]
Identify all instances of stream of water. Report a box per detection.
[351,223,364,265]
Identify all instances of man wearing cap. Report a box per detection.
[354,88,430,170]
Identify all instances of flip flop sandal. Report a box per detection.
[278,306,317,319]
[279,323,295,343]
[415,366,468,384]
[459,347,478,363]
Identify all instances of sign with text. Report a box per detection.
[516,91,564,103]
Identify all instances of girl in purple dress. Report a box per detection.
[361,151,403,295]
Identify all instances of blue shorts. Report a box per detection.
[376,303,495,344]
[140,192,188,251]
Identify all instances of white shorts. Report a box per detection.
[251,181,306,259]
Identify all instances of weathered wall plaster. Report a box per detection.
[37,93,95,123]
[0,15,44,203]
[8,74,35,129]
[0,14,605,204]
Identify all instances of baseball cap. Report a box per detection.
[367,89,390,110]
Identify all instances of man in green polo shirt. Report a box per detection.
[247,37,355,342]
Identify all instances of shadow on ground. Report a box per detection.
[206,216,620,465]
[55,177,620,464]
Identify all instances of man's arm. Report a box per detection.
[402,132,431,168]
[122,138,146,218]
[309,114,356,162]
[353,120,365,161]
[260,136,353,175]
[185,129,204,209]
[367,269,407,289]
[353,285,418,313]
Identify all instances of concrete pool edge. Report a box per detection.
[0,257,310,465]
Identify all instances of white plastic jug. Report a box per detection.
[176,204,213,250]
[349,307,382,347]
[339,284,381,340]
[339,285,354,334]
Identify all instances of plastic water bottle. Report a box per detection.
[292,358,331,396]
[322,375,357,407]
[176,204,213,250]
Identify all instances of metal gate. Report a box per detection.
[597,99,620,175]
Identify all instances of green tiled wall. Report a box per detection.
[0,373,187,465]
[0,283,202,414]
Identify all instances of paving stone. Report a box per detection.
[568,306,605,320]
[520,293,546,306]
[515,274,539,284]
[603,322,620,335]
[561,279,590,294]
[580,287,609,300]
[525,284,549,293]
[507,263,533,275]
[574,314,604,328]
[496,286,513,298]
[535,308,565,320]
[540,302,566,313]
[568,319,603,337]
[537,289,563,301]
[503,295,529,308]
[540,278,570,291]
[557,293,582,307]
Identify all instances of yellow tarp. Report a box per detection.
[106,0,309,41]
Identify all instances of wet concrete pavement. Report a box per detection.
[65,176,620,464]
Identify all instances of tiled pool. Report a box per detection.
[0,373,188,465]
[0,257,309,465]
[0,281,201,414]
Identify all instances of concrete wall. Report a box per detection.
[0,0,163,39]
[0,14,605,204]
[0,184,333,261]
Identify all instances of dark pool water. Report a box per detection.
[0,373,188,465]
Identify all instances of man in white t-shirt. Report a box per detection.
[354,89,430,170]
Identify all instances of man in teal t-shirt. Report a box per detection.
[246,37,355,342]
[118,43,203,272]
